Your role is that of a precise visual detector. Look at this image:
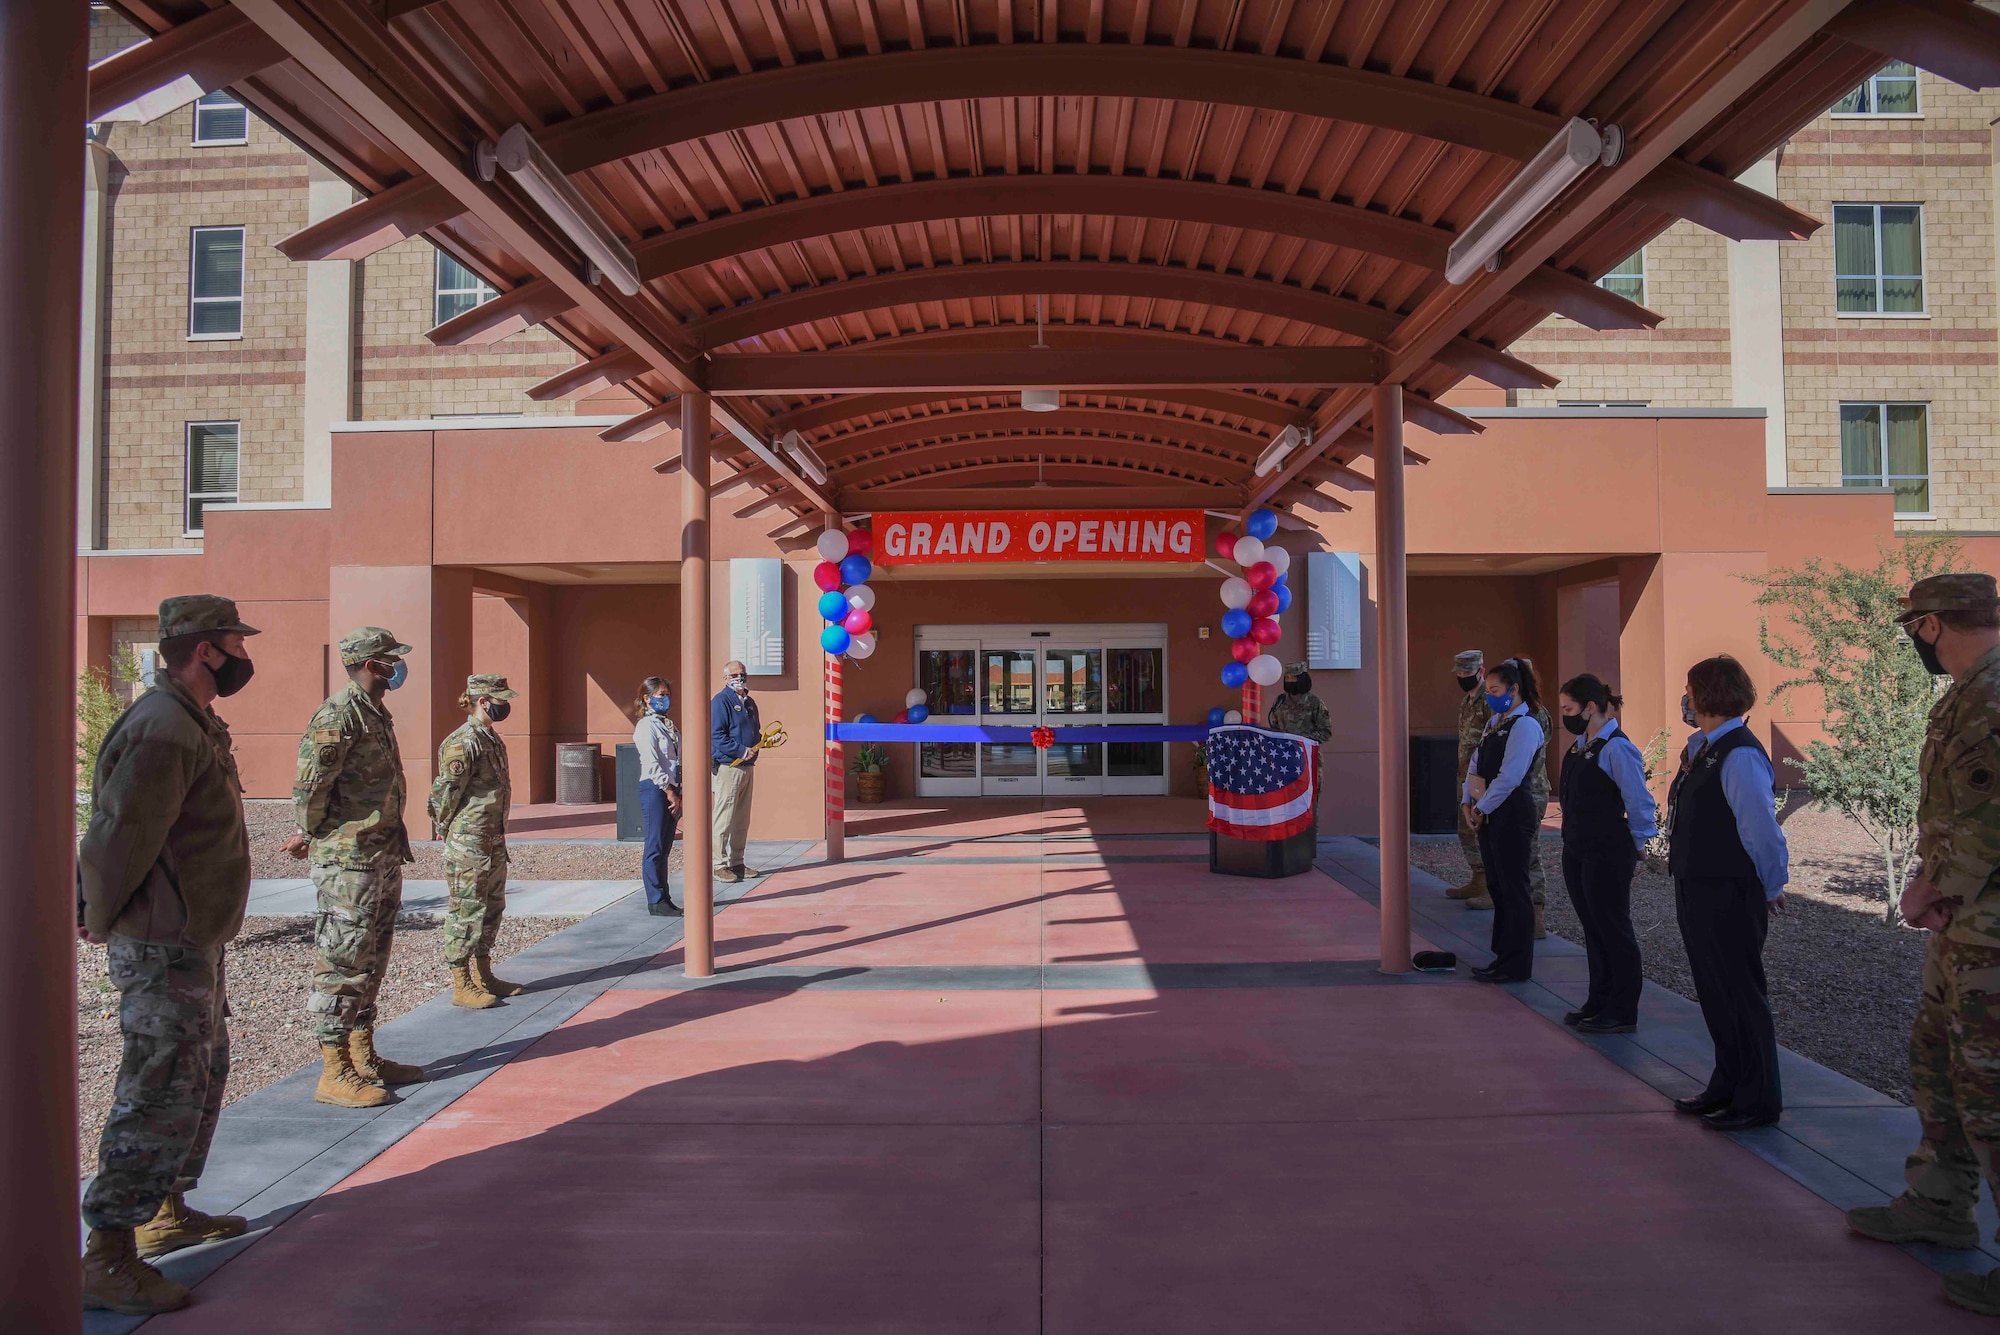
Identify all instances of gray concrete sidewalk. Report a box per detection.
[244,878,639,917]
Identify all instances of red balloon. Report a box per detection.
[893,709,909,723]
[843,608,873,635]
[847,528,874,557]
[1247,589,1280,618]
[813,561,842,591]
[1244,561,1277,591]
[1231,636,1259,664]
[1216,531,1238,561]
[1250,617,1282,645]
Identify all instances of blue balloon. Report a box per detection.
[856,713,878,724]
[820,625,852,655]
[1221,661,1249,689]
[839,553,873,585]
[1246,507,1278,541]
[1220,607,1253,639]
[816,590,850,622]
[1273,570,1288,587]
[1206,706,1227,726]
[907,704,929,724]
[1275,583,1293,614]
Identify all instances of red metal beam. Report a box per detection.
[429,280,576,345]
[855,481,1236,510]
[87,3,287,122]
[770,388,1314,435]
[706,345,1383,395]
[814,407,1268,462]
[1511,266,1664,331]
[1629,158,1820,241]
[1828,0,2000,90]
[527,348,648,402]
[846,459,1243,497]
[834,438,1247,489]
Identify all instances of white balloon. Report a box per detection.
[847,632,877,659]
[1223,709,1243,725]
[905,687,928,708]
[1219,577,1253,609]
[846,584,877,612]
[815,530,849,563]
[1247,653,1283,686]
[1265,546,1291,577]
[1232,535,1266,567]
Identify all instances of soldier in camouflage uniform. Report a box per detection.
[428,674,522,1009]
[1525,667,1554,940]
[1267,660,1332,743]
[76,596,260,1314]
[1848,573,2000,1317]
[281,626,423,1108]
[1450,650,1490,903]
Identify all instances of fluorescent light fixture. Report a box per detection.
[1254,424,1305,478]
[778,429,830,486]
[477,124,643,296]
[1021,389,1060,412]
[1445,118,1622,285]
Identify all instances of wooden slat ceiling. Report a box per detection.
[107,0,1937,525]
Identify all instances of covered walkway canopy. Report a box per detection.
[9,0,2000,1325]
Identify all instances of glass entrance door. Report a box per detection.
[1040,646,1103,796]
[979,647,1040,795]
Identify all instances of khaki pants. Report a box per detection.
[713,762,756,872]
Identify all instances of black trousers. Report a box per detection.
[1674,874,1781,1117]
[1475,792,1537,980]
[1562,841,1643,1024]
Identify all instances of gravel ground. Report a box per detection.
[243,799,672,880]
[77,912,577,1175]
[1410,796,1927,1102]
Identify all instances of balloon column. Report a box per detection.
[1215,507,1289,695]
[814,527,880,660]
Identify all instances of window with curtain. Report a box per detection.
[1831,61,1920,116]
[185,422,240,534]
[1840,402,1929,515]
[1596,250,1644,304]
[1833,205,1924,314]
[434,249,497,326]
[193,91,248,144]
[189,226,245,338]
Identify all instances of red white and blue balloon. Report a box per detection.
[816,527,879,659]
[1216,507,1286,689]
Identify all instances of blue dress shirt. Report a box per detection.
[1575,717,1659,851]
[1684,717,1789,899]
[1464,703,1544,815]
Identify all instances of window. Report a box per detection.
[434,250,496,326]
[1597,250,1644,304]
[1841,403,1929,515]
[1832,61,1920,117]
[192,91,248,145]
[1834,205,1924,314]
[185,422,239,534]
[188,226,244,337]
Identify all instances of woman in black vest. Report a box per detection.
[1556,674,1659,1034]
[1463,657,1546,983]
[1668,655,1790,1131]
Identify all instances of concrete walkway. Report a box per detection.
[244,878,639,917]
[105,807,1984,1332]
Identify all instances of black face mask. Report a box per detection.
[483,699,512,723]
[1284,674,1311,696]
[1454,674,1479,694]
[1681,693,1698,728]
[1562,712,1588,736]
[208,648,254,698]
[1907,621,1946,677]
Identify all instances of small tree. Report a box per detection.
[76,646,143,830]
[1752,537,1964,922]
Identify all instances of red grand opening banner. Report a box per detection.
[875,510,1203,566]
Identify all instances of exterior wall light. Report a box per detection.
[1254,423,1305,478]
[778,429,830,485]
[1021,389,1060,412]
[476,124,643,296]
[1445,118,1623,285]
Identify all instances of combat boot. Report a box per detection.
[1945,1269,2000,1317]
[473,953,524,998]
[1447,868,1487,901]
[134,1192,247,1259]
[1847,1194,1978,1250]
[451,961,500,1010]
[349,1026,425,1085]
[82,1227,190,1314]
[314,1042,388,1108]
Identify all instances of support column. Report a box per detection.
[302,165,354,507]
[0,4,88,1327]
[1373,384,1412,974]
[77,138,109,551]
[824,652,844,862]
[680,393,714,978]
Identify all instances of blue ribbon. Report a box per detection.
[827,723,1213,743]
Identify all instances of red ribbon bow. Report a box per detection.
[1030,726,1055,749]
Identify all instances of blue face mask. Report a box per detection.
[1485,691,1513,714]
[381,659,407,691]
[649,694,672,714]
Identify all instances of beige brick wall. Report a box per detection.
[90,4,144,64]
[108,618,157,705]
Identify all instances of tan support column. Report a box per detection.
[680,393,715,977]
[0,3,88,1325]
[1373,384,1412,974]
[78,137,110,550]
[302,165,355,507]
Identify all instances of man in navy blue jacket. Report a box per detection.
[710,660,762,882]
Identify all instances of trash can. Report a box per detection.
[556,742,601,805]
[614,743,644,842]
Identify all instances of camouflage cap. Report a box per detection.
[466,673,518,700]
[1453,649,1484,674]
[1284,660,1309,677]
[1898,573,2000,624]
[158,594,259,641]
[337,626,414,666]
